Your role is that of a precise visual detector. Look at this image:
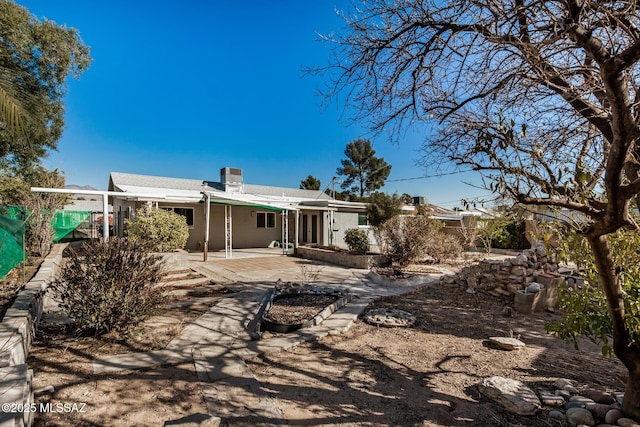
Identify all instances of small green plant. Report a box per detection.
[51,238,167,336]
[545,228,640,356]
[125,207,189,252]
[344,228,369,254]
[478,216,508,253]
[478,214,525,252]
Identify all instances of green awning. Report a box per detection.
[210,201,284,211]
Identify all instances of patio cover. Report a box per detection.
[112,184,297,212]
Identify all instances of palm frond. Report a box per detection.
[0,84,27,138]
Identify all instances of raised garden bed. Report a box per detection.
[262,293,341,333]
[296,245,389,269]
[259,283,352,334]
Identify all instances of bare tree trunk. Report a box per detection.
[625,373,640,420]
[587,234,640,419]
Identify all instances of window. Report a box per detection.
[257,212,276,228]
[358,212,368,226]
[161,207,194,227]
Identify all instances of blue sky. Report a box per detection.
[20,0,491,209]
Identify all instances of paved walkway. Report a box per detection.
[92,255,439,426]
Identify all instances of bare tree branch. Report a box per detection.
[317,1,640,413]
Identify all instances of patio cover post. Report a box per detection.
[224,205,232,259]
[281,210,289,255]
[295,209,299,249]
[203,192,210,261]
[102,193,109,242]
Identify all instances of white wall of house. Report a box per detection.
[332,211,376,250]
[111,197,372,252]
[113,201,286,251]
[204,205,283,250]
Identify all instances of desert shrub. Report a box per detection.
[380,216,430,267]
[459,216,479,249]
[125,207,189,252]
[425,232,463,263]
[478,215,526,252]
[344,228,369,254]
[478,217,509,253]
[381,215,462,266]
[51,238,167,336]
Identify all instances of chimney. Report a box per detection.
[220,167,243,193]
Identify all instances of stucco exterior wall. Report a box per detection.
[111,198,367,252]
[203,205,290,250]
[332,211,376,250]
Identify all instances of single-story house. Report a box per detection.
[107,167,371,253]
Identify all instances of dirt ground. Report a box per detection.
[29,285,226,427]
[0,258,41,318]
[247,284,626,426]
[26,265,627,427]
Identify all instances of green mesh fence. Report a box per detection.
[0,207,92,279]
[51,210,91,242]
[0,206,26,280]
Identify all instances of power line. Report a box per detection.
[386,169,475,182]
[432,192,495,206]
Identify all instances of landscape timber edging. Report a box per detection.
[0,243,66,427]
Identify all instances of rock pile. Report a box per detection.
[479,375,639,427]
[440,243,560,297]
[539,378,634,427]
[363,308,416,327]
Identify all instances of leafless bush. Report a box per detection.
[51,238,167,336]
[380,216,430,267]
[424,232,462,263]
[380,216,463,267]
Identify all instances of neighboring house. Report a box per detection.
[107,168,370,252]
[533,206,587,225]
[404,201,488,238]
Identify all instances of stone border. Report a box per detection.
[296,246,389,269]
[0,243,66,427]
[366,269,437,287]
[363,308,416,327]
